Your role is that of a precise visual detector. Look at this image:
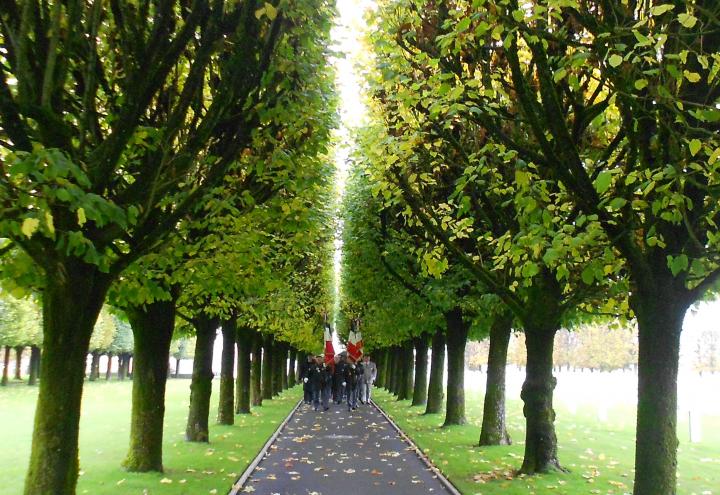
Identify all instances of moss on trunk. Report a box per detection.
[632,284,688,495]
[24,260,110,495]
[479,314,512,446]
[444,307,468,426]
[217,319,236,425]
[235,327,252,414]
[123,299,176,472]
[185,315,218,442]
[412,337,428,406]
[425,330,445,415]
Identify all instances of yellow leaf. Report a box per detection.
[45,212,55,235]
[77,207,87,226]
[21,218,40,238]
[265,2,277,20]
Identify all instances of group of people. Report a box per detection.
[300,353,377,412]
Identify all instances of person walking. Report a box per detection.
[333,353,347,404]
[343,355,361,411]
[300,355,313,404]
[308,355,324,411]
[359,354,377,404]
[320,358,333,411]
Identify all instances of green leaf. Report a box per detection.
[608,54,623,68]
[667,254,689,276]
[264,3,277,20]
[688,139,702,156]
[634,79,648,90]
[650,4,674,15]
[684,70,701,83]
[678,13,697,28]
[45,212,55,235]
[553,68,567,82]
[581,265,595,285]
[609,197,627,210]
[594,171,613,194]
[21,218,40,238]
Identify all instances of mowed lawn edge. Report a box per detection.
[372,388,720,495]
[0,380,301,495]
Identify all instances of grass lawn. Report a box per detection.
[374,389,720,495]
[0,379,300,495]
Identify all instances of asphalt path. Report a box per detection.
[236,398,454,495]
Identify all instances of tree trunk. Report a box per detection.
[374,349,385,389]
[519,325,561,473]
[118,354,126,380]
[105,353,113,381]
[185,315,218,442]
[288,349,297,387]
[261,334,273,400]
[24,260,111,495]
[251,333,263,406]
[15,346,24,380]
[235,327,252,414]
[273,342,284,396]
[412,337,428,406]
[390,347,400,395]
[479,314,512,446]
[174,358,181,378]
[295,350,302,384]
[123,299,176,472]
[444,307,468,426]
[217,319,236,426]
[1,346,10,386]
[127,356,133,378]
[89,351,101,381]
[632,286,689,495]
[28,346,41,386]
[425,330,445,414]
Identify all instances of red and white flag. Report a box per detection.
[347,326,363,361]
[324,325,335,364]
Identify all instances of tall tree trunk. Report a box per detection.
[375,349,385,389]
[412,337,428,406]
[261,333,273,400]
[425,330,445,414]
[174,358,180,378]
[398,340,415,400]
[24,260,111,495]
[1,346,10,386]
[89,351,100,381]
[389,347,400,395]
[185,315,218,442]
[217,319,236,426]
[479,314,512,446]
[519,325,561,473]
[444,307,468,426]
[632,284,689,495]
[274,342,285,395]
[288,349,296,387]
[251,333,263,407]
[295,350,302,384]
[118,354,126,380]
[123,299,176,472]
[105,353,113,381]
[235,327,252,414]
[15,346,24,380]
[28,346,41,386]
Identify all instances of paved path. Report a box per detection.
[236,399,454,495]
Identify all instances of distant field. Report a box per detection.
[374,387,720,495]
[0,380,300,495]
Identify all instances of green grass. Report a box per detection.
[0,379,300,495]
[374,389,720,495]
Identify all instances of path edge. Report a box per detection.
[371,399,463,495]
[227,398,303,495]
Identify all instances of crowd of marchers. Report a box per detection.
[299,353,377,412]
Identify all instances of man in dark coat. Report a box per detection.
[343,355,362,411]
[333,353,347,404]
[307,355,323,411]
[300,355,313,404]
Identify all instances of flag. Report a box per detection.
[347,329,362,361]
[324,325,335,364]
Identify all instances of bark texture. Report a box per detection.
[28,346,41,386]
[1,346,10,386]
[15,346,24,380]
[185,315,218,442]
[251,333,263,406]
[235,327,252,414]
[261,334,273,400]
[425,330,445,415]
[412,337,428,406]
[217,319,236,425]
[123,300,176,472]
[443,307,468,426]
[479,314,512,446]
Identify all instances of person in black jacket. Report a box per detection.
[320,359,333,411]
[333,353,346,404]
[300,355,313,404]
[343,356,362,411]
[307,356,323,411]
